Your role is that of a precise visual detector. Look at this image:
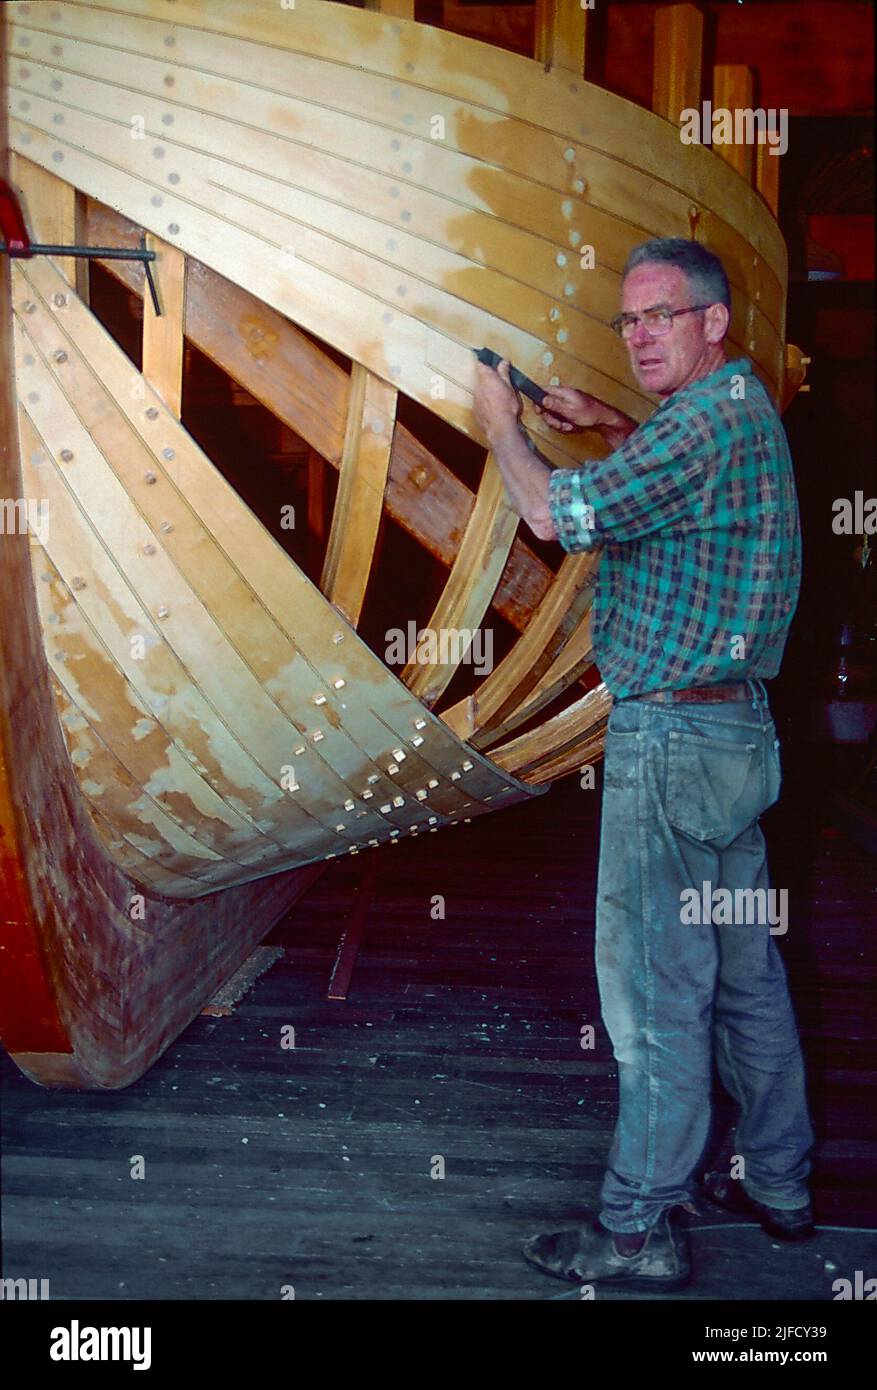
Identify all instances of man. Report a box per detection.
[473,237,814,1292]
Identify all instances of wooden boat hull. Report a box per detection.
[1,0,801,1087]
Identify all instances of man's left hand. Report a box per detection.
[473,359,522,445]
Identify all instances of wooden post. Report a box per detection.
[756,132,781,217]
[142,232,186,419]
[9,155,77,287]
[307,449,327,542]
[534,0,589,75]
[712,65,756,183]
[652,3,704,123]
[73,190,90,304]
[363,0,415,17]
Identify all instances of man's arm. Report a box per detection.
[472,362,637,542]
[486,417,556,541]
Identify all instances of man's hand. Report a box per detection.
[536,386,611,432]
[535,387,637,449]
[473,359,522,445]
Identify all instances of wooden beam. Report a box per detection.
[652,3,704,123]
[364,0,416,15]
[442,552,598,745]
[363,0,415,16]
[142,232,186,418]
[712,65,756,184]
[401,453,518,707]
[534,0,588,74]
[321,364,397,627]
[490,683,612,781]
[9,154,76,286]
[307,448,328,542]
[756,131,781,218]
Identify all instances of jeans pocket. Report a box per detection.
[665,728,759,841]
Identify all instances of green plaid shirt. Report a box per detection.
[547,358,801,700]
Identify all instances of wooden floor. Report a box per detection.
[2,737,876,1301]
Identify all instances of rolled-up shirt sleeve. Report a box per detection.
[548,403,708,552]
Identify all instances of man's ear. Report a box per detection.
[705,302,730,345]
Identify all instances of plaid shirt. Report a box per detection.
[547,358,801,700]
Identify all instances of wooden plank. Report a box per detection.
[652,3,704,124]
[401,453,518,706]
[489,684,613,780]
[534,0,588,75]
[307,449,328,543]
[474,611,597,752]
[321,365,397,627]
[15,17,781,330]
[7,1,789,418]
[442,553,598,745]
[15,256,537,847]
[514,718,609,785]
[34,28,786,352]
[13,276,450,859]
[32,0,784,271]
[0,9,335,1091]
[756,130,781,219]
[142,232,186,418]
[712,65,756,184]
[23,532,292,878]
[364,0,415,16]
[9,153,76,285]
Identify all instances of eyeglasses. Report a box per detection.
[610,304,712,340]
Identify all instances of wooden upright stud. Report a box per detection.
[142,232,186,418]
[9,155,77,288]
[535,0,589,75]
[652,3,704,123]
[363,0,415,17]
[756,132,781,217]
[712,65,756,183]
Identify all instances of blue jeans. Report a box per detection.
[595,679,814,1233]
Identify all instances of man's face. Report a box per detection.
[620,263,721,397]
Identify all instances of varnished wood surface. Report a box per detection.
[1,756,874,1299]
[0,106,330,1089]
[81,197,561,641]
[7,0,790,433]
[13,251,540,896]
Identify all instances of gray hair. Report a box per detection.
[622,238,731,312]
